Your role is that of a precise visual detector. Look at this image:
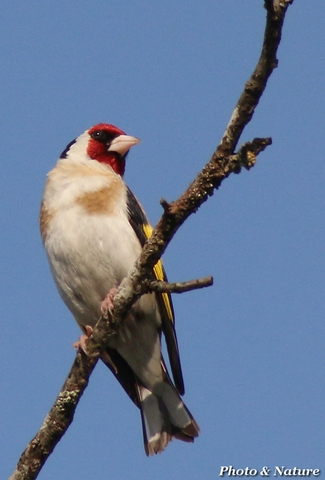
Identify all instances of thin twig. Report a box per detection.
[144,276,214,294]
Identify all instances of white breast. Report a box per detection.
[41,158,143,327]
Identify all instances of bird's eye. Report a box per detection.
[90,130,115,144]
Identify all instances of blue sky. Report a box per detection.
[1,1,324,479]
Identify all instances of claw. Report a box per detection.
[101,287,118,316]
[73,325,94,353]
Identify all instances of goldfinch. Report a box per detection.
[40,123,199,455]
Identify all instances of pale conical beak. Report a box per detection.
[108,134,141,156]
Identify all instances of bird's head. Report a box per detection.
[60,123,140,176]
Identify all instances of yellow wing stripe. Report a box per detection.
[142,224,174,323]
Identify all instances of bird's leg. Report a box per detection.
[73,325,93,353]
[101,287,118,316]
[74,287,118,353]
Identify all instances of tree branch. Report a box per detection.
[144,276,214,294]
[9,352,98,480]
[10,2,294,479]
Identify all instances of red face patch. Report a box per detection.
[88,123,126,138]
[87,124,127,176]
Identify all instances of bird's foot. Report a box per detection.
[73,325,93,353]
[101,288,118,316]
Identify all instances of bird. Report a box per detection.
[40,123,199,455]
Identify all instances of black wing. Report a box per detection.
[126,187,185,395]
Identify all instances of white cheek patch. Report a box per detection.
[64,131,91,162]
